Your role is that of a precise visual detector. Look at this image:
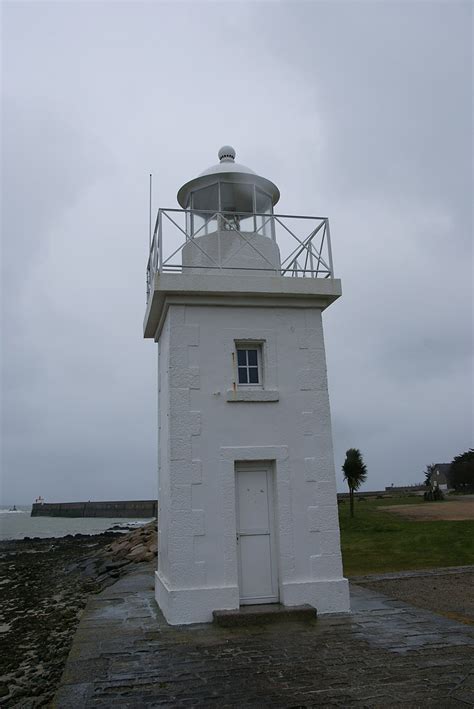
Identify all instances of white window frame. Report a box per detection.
[235,342,263,388]
[225,331,278,403]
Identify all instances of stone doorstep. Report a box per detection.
[212,603,317,627]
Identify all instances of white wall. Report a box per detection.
[157,317,170,581]
[156,302,349,622]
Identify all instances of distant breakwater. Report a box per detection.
[30,489,419,519]
[31,500,157,518]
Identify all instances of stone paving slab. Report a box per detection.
[53,563,474,708]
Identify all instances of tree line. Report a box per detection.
[342,447,474,518]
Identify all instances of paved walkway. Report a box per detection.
[54,564,474,707]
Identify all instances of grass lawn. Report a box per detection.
[339,496,474,576]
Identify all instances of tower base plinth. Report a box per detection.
[281,578,350,614]
[155,571,240,625]
[155,571,350,625]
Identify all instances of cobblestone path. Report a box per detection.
[54,564,474,707]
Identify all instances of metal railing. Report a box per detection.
[146,209,334,301]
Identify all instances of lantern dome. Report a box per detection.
[177,147,280,210]
[198,145,256,177]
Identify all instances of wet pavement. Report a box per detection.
[53,563,474,707]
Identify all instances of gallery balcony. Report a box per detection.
[144,208,340,338]
[146,208,336,300]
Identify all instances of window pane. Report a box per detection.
[239,214,255,232]
[220,182,254,214]
[237,350,247,366]
[203,212,218,235]
[247,349,258,366]
[190,212,206,237]
[255,189,273,238]
[255,188,272,214]
[248,367,259,384]
[255,214,274,238]
[238,367,248,384]
[191,183,219,213]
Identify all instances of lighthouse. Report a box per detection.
[144,147,350,624]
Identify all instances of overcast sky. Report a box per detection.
[1,0,472,505]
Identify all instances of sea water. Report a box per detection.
[0,506,154,541]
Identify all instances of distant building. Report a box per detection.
[430,464,452,491]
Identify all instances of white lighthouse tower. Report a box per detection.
[144,147,350,625]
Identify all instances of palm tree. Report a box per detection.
[342,448,367,518]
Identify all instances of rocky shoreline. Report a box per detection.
[0,521,157,708]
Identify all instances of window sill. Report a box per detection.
[226,389,280,403]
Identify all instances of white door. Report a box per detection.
[235,463,279,604]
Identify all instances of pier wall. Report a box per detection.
[31,490,422,518]
[31,500,157,518]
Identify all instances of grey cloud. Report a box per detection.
[1,1,472,503]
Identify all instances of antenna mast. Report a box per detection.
[148,173,153,249]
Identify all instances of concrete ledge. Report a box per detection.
[144,273,341,338]
[213,603,317,627]
[225,389,279,402]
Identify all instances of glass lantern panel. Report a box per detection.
[220,182,254,214]
[190,183,219,235]
[255,188,273,238]
[255,188,272,214]
[238,214,255,232]
[191,183,219,212]
[189,212,206,238]
[220,183,255,232]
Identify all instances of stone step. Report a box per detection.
[213,603,317,627]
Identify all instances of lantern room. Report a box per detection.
[177,146,280,239]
